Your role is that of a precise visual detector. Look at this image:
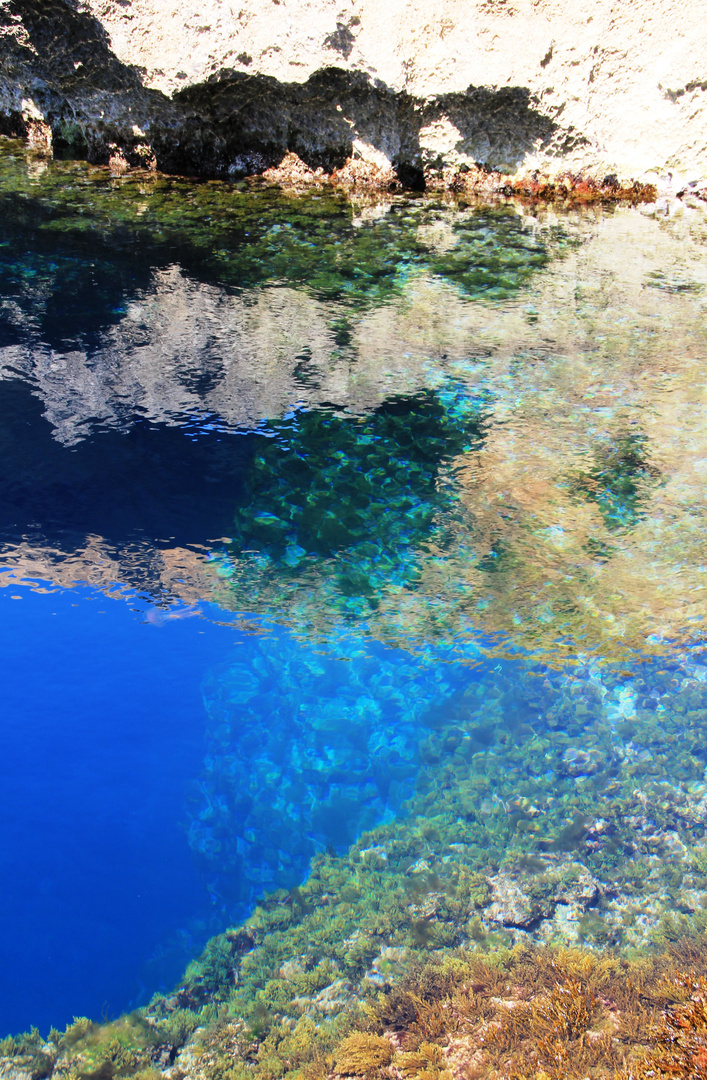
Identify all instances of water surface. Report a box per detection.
[2,138,707,1034]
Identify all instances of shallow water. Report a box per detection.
[2,139,707,1035]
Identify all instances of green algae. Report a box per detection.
[226,386,487,613]
[0,138,569,350]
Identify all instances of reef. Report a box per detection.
[187,644,707,950]
[4,648,707,1078]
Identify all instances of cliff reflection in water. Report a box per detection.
[1,138,706,663]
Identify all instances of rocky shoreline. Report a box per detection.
[1,1,706,198]
[252,150,660,203]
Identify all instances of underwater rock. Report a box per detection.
[0,1064,36,1080]
[292,977,354,1016]
[560,746,607,777]
[486,860,599,930]
[188,632,458,916]
[362,946,411,989]
[9,651,707,1079]
[184,634,707,953]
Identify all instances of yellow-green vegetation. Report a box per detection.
[0,1026,55,1079]
[334,1033,393,1075]
[9,938,707,1080]
[8,654,707,1079]
[344,941,707,1080]
[152,652,707,1080]
[60,1016,160,1080]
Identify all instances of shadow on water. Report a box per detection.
[0,379,253,592]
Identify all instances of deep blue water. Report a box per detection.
[0,578,476,1033]
[0,583,232,1032]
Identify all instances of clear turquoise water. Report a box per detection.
[2,140,707,1034]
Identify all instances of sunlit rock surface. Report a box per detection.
[0,0,706,187]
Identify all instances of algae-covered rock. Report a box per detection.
[485,859,598,930]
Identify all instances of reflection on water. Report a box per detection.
[3,141,707,662]
[2,138,707,1035]
[0,140,563,444]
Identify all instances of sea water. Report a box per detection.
[2,139,707,1035]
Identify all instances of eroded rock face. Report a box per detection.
[0,0,706,189]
